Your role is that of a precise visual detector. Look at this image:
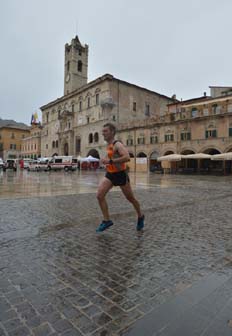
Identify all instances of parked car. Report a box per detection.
[3,159,17,171]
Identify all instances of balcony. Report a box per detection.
[100,97,116,109]
[58,110,74,120]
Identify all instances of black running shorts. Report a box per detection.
[105,170,130,186]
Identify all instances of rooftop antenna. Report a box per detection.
[75,19,79,38]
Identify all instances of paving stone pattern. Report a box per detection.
[1,173,232,335]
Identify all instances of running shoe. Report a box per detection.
[96,220,113,232]
[137,215,145,231]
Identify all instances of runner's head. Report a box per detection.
[102,123,116,142]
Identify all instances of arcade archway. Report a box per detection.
[87,149,100,159]
[149,151,161,172]
[180,149,196,171]
[203,148,222,173]
[137,152,147,158]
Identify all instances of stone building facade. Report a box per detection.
[117,86,232,172]
[40,36,174,160]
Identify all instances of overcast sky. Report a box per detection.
[1,0,231,125]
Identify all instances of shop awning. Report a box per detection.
[184,153,212,159]
[157,154,184,162]
[211,152,232,160]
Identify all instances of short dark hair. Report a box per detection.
[103,123,116,135]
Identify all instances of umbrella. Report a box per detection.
[185,153,212,159]
[157,154,184,162]
[211,152,232,161]
[80,155,99,162]
[86,155,99,162]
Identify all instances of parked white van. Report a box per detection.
[46,156,78,171]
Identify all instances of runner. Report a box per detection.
[96,123,144,232]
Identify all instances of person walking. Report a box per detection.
[96,123,144,232]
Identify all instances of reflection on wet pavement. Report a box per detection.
[1,169,232,199]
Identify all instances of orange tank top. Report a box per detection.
[106,141,126,173]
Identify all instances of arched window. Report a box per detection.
[56,140,59,148]
[89,133,93,143]
[164,133,174,142]
[94,132,99,143]
[78,61,82,72]
[127,138,133,146]
[52,141,55,148]
[96,93,99,105]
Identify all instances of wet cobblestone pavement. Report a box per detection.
[1,170,232,335]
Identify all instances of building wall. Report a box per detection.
[21,125,42,158]
[109,80,171,124]
[0,127,30,160]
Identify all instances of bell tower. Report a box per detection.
[64,36,88,95]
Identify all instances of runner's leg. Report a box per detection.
[120,182,142,217]
[97,177,113,221]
